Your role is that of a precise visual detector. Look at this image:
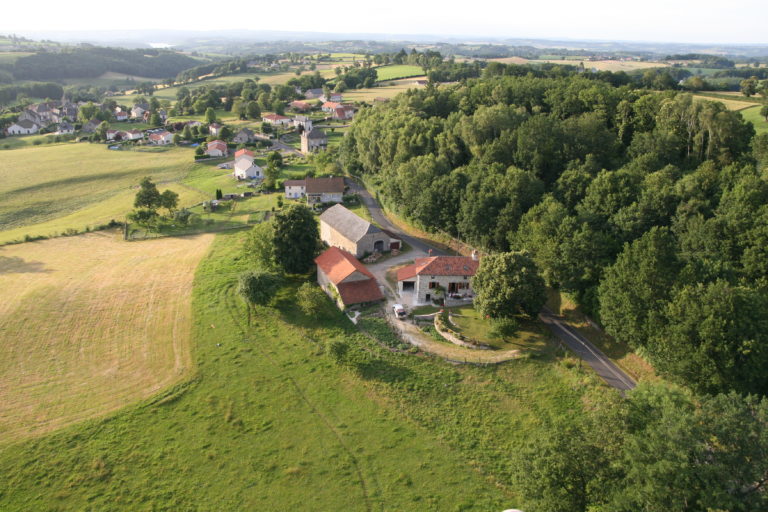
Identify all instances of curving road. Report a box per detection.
[350,177,636,392]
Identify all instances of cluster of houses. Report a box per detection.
[6,99,79,135]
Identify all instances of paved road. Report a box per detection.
[351,178,636,392]
[345,178,447,256]
[539,308,636,393]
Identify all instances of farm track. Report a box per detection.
[220,284,381,512]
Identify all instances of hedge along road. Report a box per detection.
[353,178,637,391]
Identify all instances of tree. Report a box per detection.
[95,121,109,141]
[296,282,328,316]
[134,177,162,210]
[598,227,681,349]
[149,112,161,126]
[237,270,281,308]
[266,150,283,168]
[761,104,768,122]
[160,189,179,215]
[472,251,546,318]
[740,76,759,97]
[244,220,276,270]
[172,133,181,145]
[263,164,281,190]
[204,107,216,124]
[246,101,261,120]
[182,124,192,140]
[272,204,321,273]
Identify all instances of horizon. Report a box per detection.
[1,0,766,46]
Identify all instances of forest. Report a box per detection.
[339,63,768,397]
[1,47,199,80]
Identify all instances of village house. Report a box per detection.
[115,110,129,122]
[320,92,343,103]
[314,246,384,310]
[105,129,120,140]
[148,130,173,145]
[300,127,327,154]
[56,121,75,135]
[81,119,101,133]
[397,256,479,305]
[304,88,324,99]
[262,114,292,126]
[18,109,45,127]
[320,204,398,258]
[6,120,40,135]
[290,100,312,112]
[233,148,263,180]
[131,103,149,119]
[233,128,255,144]
[332,106,355,121]
[306,176,345,204]
[123,130,144,141]
[293,115,313,132]
[206,139,228,157]
[321,101,342,113]
[209,123,223,136]
[283,179,305,199]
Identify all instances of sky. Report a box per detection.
[1,0,766,45]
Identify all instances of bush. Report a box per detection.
[490,318,519,340]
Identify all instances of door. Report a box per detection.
[373,240,384,252]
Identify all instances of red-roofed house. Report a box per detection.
[315,247,384,309]
[206,140,228,157]
[332,106,354,121]
[321,101,342,113]
[397,256,479,305]
[290,100,312,111]
[262,114,292,126]
[148,130,173,145]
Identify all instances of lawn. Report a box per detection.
[0,229,612,510]
[340,78,427,103]
[447,305,553,352]
[0,231,214,443]
[0,143,205,244]
[374,64,424,81]
[741,104,768,135]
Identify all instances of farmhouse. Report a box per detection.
[206,139,228,157]
[397,256,479,305]
[315,246,384,309]
[300,127,327,154]
[209,123,223,136]
[115,111,129,122]
[148,130,173,145]
[56,121,75,135]
[332,106,354,121]
[105,129,120,140]
[304,88,324,99]
[321,101,342,113]
[290,100,312,112]
[320,92,343,103]
[319,204,395,258]
[262,114,292,126]
[284,179,305,199]
[123,130,144,141]
[131,103,149,119]
[6,120,41,135]
[306,176,345,204]
[233,148,263,180]
[233,128,255,143]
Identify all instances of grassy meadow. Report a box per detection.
[374,64,424,81]
[0,230,612,510]
[0,231,214,442]
[0,143,207,243]
[741,104,768,134]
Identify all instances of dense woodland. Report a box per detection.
[0,47,199,80]
[340,63,768,397]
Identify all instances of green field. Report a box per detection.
[374,64,425,81]
[0,51,33,65]
[741,104,768,135]
[0,230,609,510]
[0,143,206,243]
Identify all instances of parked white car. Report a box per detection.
[392,304,406,319]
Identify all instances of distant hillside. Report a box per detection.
[2,47,201,81]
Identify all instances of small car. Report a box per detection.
[392,304,407,319]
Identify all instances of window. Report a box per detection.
[429,281,438,289]
[463,276,468,280]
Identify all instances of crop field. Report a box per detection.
[741,105,768,134]
[0,144,206,243]
[692,94,757,111]
[340,77,427,102]
[374,64,424,81]
[0,231,214,443]
[0,230,610,510]
[488,56,669,71]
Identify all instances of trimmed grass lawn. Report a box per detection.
[374,64,424,81]
[0,231,214,442]
[741,105,768,135]
[0,230,612,510]
[448,305,553,352]
[0,143,205,243]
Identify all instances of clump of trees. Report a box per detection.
[127,177,179,229]
[472,252,545,319]
[244,204,321,274]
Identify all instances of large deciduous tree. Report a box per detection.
[272,204,321,273]
[472,251,546,319]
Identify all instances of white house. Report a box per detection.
[131,103,149,119]
[6,120,40,135]
[206,140,228,157]
[293,115,313,132]
[123,130,144,141]
[284,179,305,199]
[397,256,479,305]
[233,148,263,180]
[56,121,75,135]
[209,123,223,136]
[320,92,343,103]
[148,130,173,145]
[262,114,292,126]
[321,101,342,113]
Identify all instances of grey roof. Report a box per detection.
[16,119,39,129]
[320,204,381,243]
[305,128,327,140]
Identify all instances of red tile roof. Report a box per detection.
[397,256,478,281]
[207,140,227,151]
[263,114,290,121]
[315,247,383,305]
[322,101,341,109]
[234,148,254,158]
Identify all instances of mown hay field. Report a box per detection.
[488,56,669,71]
[0,231,214,443]
[0,143,207,243]
[692,94,758,111]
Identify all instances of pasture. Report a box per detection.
[692,94,757,111]
[0,144,205,243]
[488,56,669,71]
[340,77,427,102]
[374,64,424,81]
[741,105,768,134]
[0,231,213,443]
[0,230,610,510]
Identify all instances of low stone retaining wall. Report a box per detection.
[433,314,491,350]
